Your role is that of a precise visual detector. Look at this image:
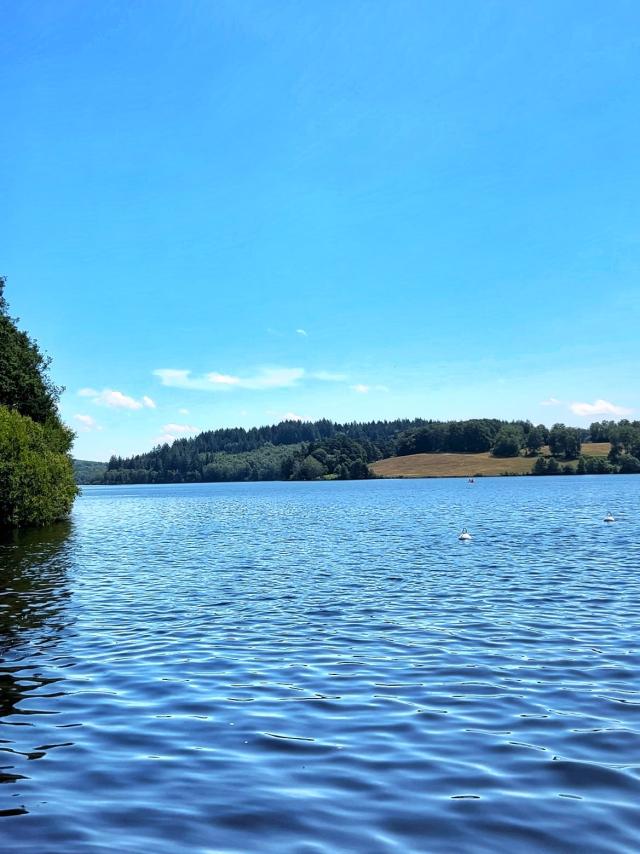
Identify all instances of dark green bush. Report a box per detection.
[0,406,78,527]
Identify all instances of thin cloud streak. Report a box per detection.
[78,388,156,410]
[154,366,351,392]
[155,422,200,444]
[154,367,389,398]
[351,383,389,394]
[74,414,102,432]
[312,371,348,382]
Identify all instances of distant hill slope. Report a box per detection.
[99,418,422,484]
[96,414,639,484]
[73,459,107,484]
[371,443,612,478]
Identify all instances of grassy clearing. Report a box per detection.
[370,443,611,479]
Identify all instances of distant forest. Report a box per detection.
[97,417,640,484]
[73,459,108,484]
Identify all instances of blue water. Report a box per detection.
[1,477,640,852]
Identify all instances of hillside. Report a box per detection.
[98,415,639,485]
[371,443,612,478]
[73,459,108,484]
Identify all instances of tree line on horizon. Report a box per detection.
[98,416,640,485]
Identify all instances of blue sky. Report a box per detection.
[3,1,639,460]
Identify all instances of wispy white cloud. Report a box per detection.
[212,367,303,390]
[351,383,389,394]
[283,411,310,422]
[266,409,313,423]
[570,399,632,417]
[74,414,102,432]
[78,388,156,410]
[155,422,200,444]
[154,366,304,392]
[296,328,308,337]
[154,366,377,394]
[540,397,562,406]
[153,370,206,390]
[178,408,189,415]
[207,372,242,387]
[163,423,199,433]
[312,370,349,382]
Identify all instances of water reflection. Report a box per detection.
[0,521,74,651]
[0,522,75,812]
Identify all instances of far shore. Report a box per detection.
[370,443,612,479]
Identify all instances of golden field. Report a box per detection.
[370,443,611,479]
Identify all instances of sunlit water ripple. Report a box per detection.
[1,477,640,852]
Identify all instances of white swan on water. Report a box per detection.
[458,528,472,541]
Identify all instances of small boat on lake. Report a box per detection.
[458,528,472,541]
[604,512,615,523]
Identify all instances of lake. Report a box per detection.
[2,477,640,853]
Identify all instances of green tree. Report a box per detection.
[536,424,550,446]
[563,428,581,460]
[349,459,370,479]
[297,455,326,480]
[525,427,544,456]
[548,424,567,458]
[492,426,523,458]
[532,456,548,475]
[0,277,62,424]
[0,279,77,527]
[0,407,77,527]
[546,457,561,475]
[618,454,640,474]
[462,420,493,453]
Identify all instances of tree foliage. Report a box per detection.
[100,412,640,485]
[0,277,62,424]
[548,424,582,460]
[524,425,545,456]
[492,425,524,458]
[0,278,77,527]
[73,459,108,484]
[102,418,417,484]
[0,407,77,527]
[103,433,378,484]
[532,456,548,475]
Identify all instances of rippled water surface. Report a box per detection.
[2,477,640,852]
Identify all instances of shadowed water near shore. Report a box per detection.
[2,477,640,852]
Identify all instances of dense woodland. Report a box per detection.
[101,416,640,484]
[102,421,410,484]
[73,459,108,484]
[532,419,640,476]
[0,278,77,526]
